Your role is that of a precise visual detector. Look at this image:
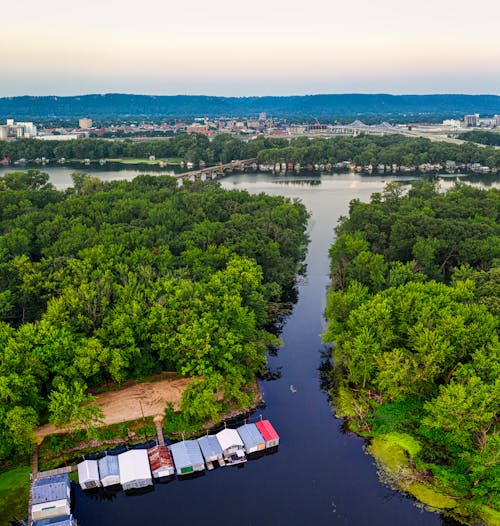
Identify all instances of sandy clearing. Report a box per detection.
[36,377,192,440]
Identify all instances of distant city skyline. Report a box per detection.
[4,0,500,97]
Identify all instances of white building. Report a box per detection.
[442,119,462,128]
[77,459,101,489]
[118,449,153,490]
[0,119,37,140]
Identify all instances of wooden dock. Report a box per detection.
[154,415,165,447]
[36,465,76,479]
[27,446,39,524]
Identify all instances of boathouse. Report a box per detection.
[237,423,265,454]
[77,459,101,489]
[31,474,71,522]
[148,445,175,478]
[118,450,153,490]
[255,420,280,448]
[32,515,77,526]
[170,440,205,475]
[98,455,120,487]
[216,428,246,464]
[197,435,223,463]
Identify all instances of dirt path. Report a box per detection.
[36,377,192,440]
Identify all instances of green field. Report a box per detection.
[0,466,31,526]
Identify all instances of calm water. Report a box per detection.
[19,168,497,525]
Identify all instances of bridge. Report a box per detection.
[174,158,258,180]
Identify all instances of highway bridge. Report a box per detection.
[174,158,258,180]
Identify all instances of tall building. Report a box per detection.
[463,114,479,127]
[494,115,500,127]
[0,119,37,140]
[79,117,93,129]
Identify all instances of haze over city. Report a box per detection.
[4,0,500,96]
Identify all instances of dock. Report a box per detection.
[154,415,165,447]
[36,465,76,478]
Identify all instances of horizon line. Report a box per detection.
[2,92,500,99]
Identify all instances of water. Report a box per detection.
[29,168,497,525]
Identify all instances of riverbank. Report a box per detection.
[334,379,499,525]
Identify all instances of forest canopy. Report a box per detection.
[323,181,499,514]
[0,169,309,463]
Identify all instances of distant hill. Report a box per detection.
[0,93,499,120]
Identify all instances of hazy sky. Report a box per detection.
[3,0,500,96]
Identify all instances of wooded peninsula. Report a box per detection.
[324,181,499,524]
[0,170,308,467]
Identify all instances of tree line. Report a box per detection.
[323,181,499,516]
[2,134,500,168]
[0,169,309,463]
[458,130,500,147]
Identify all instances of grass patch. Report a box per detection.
[381,432,421,458]
[368,435,409,473]
[408,482,457,510]
[480,506,500,526]
[0,466,31,526]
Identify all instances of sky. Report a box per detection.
[3,0,500,96]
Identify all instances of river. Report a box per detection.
[21,167,498,525]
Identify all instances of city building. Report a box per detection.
[442,119,462,127]
[0,119,37,140]
[79,118,93,129]
[464,114,479,127]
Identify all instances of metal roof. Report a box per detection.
[98,455,120,477]
[255,420,279,442]
[32,474,70,505]
[197,435,223,460]
[148,445,174,472]
[237,423,265,449]
[118,450,152,484]
[77,459,99,482]
[170,440,204,470]
[216,428,244,451]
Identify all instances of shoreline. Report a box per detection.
[333,385,499,526]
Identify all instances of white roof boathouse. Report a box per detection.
[170,440,205,475]
[237,423,265,454]
[31,474,71,522]
[118,449,153,491]
[77,459,101,489]
[98,455,120,487]
[215,428,246,465]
